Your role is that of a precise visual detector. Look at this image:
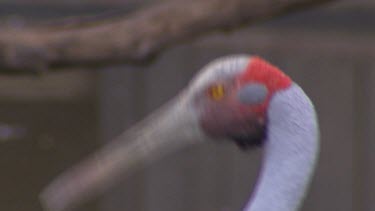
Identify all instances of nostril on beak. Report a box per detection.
[237,83,268,105]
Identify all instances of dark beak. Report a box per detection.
[39,98,205,211]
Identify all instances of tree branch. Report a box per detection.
[0,0,335,73]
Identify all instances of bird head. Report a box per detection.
[185,55,292,149]
[40,55,318,211]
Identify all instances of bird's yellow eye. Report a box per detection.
[207,84,225,100]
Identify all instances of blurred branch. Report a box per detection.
[0,0,335,74]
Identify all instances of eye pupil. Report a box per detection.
[208,85,225,100]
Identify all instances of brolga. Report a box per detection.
[40,55,319,211]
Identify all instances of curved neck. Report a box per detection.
[244,84,319,211]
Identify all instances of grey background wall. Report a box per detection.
[0,0,374,211]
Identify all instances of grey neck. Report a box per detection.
[244,84,319,211]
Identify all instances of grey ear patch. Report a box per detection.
[238,83,268,105]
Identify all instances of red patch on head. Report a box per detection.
[237,56,292,115]
[239,56,291,90]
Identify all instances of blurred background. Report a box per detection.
[0,0,374,210]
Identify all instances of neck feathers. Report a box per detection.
[244,84,319,211]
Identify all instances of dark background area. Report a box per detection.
[0,0,374,210]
